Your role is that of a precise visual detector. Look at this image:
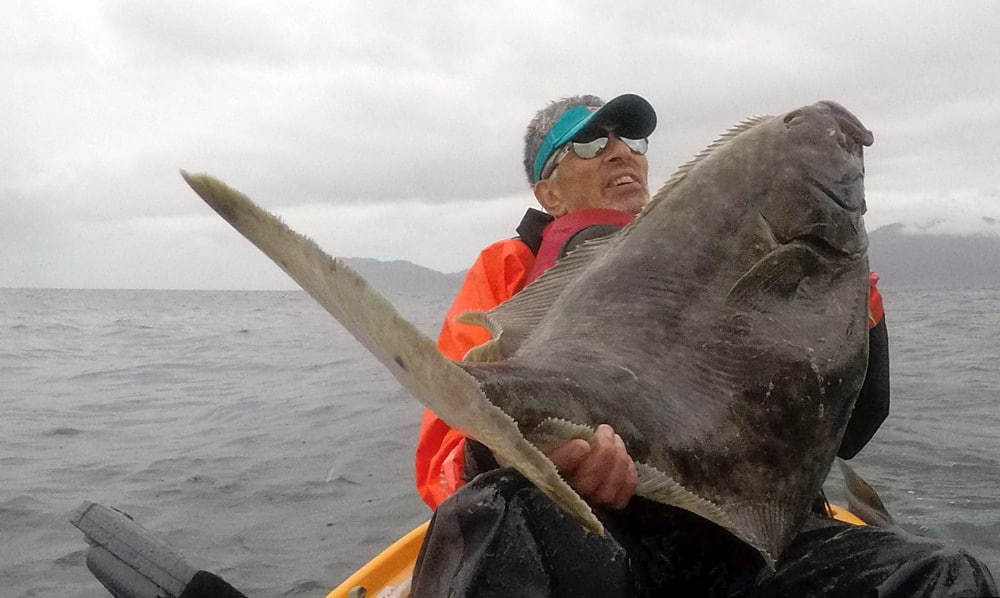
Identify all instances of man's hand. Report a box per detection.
[547,424,638,509]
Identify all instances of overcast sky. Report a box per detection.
[3,1,997,289]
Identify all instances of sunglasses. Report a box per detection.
[541,135,648,181]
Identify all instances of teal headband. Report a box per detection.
[531,105,598,184]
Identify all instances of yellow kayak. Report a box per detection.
[326,521,430,598]
[327,506,865,597]
[828,502,866,526]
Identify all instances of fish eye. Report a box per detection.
[783,110,804,127]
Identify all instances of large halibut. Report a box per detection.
[182,100,874,566]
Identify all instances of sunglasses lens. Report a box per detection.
[571,136,648,159]
[571,138,608,159]
[622,137,649,155]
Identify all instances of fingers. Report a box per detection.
[574,425,619,497]
[546,424,638,509]
[548,438,591,472]
[588,430,638,508]
[607,433,639,507]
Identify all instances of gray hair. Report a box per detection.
[522,95,604,186]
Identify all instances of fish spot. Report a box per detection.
[394,356,408,371]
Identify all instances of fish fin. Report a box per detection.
[727,504,785,570]
[529,417,596,454]
[469,234,619,359]
[180,171,603,534]
[635,462,776,568]
[455,311,505,362]
[837,458,896,528]
[726,243,814,307]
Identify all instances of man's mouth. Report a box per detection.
[609,174,639,187]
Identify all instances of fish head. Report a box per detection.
[717,101,874,354]
[640,101,873,328]
[757,100,872,266]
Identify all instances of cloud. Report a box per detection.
[866,187,1000,236]
[2,1,999,288]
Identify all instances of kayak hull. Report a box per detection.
[327,521,430,598]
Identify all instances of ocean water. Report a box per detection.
[1,286,998,597]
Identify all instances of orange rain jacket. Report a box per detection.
[414,236,536,509]
[415,210,888,509]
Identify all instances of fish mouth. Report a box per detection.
[808,173,865,212]
[759,166,870,260]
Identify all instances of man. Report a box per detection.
[415,94,651,512]
[411,94,996,596]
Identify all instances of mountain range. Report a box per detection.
[868,224,1000,289]
[343,257,465,300]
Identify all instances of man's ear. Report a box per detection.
[533,180,566,217]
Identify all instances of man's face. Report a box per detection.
[540,133,650,217]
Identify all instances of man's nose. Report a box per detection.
[602,133,632,161]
